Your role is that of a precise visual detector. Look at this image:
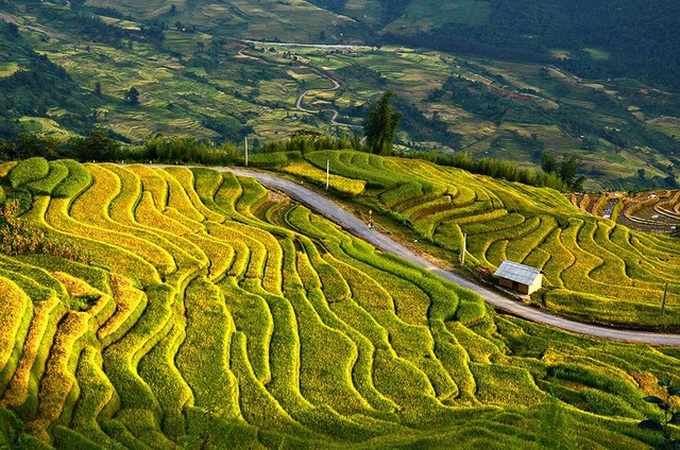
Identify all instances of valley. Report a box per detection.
[0,0,678,190]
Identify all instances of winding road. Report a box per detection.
[294,71,360,129]
[242,39,373,50]
[222,167,680,346]
[236,40,360,129]
[0,12,74,43]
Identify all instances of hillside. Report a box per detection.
[1,160,679,448]
[0,0,678,190]
[277,150,680,329]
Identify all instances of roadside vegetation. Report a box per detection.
[277,150,679,329]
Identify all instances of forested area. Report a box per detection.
[0,22,99,138]
[380,0,680,91]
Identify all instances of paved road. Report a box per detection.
[294,70,361,129]
[242,39,373,50]
[220,167,680,346]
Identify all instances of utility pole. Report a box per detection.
[244,137,249,167]
[460,233,467,265]
[661,282,669,316]
[326,159,330,191]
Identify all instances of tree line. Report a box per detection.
[0,89,587,192]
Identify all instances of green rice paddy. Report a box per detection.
[295,151,680,329]
[1,161,678,448]
[4,0,676,190]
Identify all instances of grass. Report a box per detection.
[0,161,678,448]
[282,161,366,196]
[24,162,69,197]
[51,161,92,199]
[0,278,33,395]
[175,279,239,417]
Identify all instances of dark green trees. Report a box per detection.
[364,91,401,155]
[6,21,19,38]
[639,379,680,449]
[540,151,585,191]
[68,131,121,161]
[125,86,140,105]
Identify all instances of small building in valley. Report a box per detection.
[493,260,542,295]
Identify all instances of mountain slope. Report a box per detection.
[0,160,675,448]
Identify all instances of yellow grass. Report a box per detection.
[29,312,91,440]
[163,167,225,223]
[0,297,64,409]
[97,274,146,343]
[0,161,18,178]
[283,161,366,195]
[0,278,31,372]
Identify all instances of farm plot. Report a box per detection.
[570,190,680,233]
[0,162,677,448]
[293,151,680,328]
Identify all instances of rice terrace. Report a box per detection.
[2,0,680,448]
[0,154,678,449]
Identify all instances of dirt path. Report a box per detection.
[219,167,680,346]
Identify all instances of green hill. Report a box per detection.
[0,160,678,448]
[0,0,678,191]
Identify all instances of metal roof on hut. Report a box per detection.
[493,260,543,295]
[494,261,541,285]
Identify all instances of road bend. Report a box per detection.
[221,167,680,346]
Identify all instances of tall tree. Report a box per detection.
[6,21,19,38]
[558,154,585,191]
[125,86,140,105]
[541,151,584,191]
[540,151,558,174]
[364,91,401,155]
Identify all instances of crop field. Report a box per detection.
[569,190,680,235]
[647,117,680,144]
[2,161,680,448]
[297,151,680,328]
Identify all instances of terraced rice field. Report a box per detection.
[299,151,680,328]
[569,190,680,235]
[2,160,679,448]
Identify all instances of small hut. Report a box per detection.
[493,260,542,295]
